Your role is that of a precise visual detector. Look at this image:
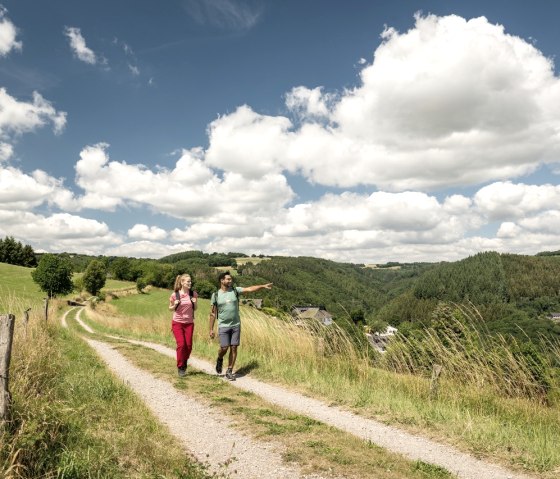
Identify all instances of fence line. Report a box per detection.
[0,313,15,421]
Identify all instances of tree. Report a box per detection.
[82,259,107,296]
[136,277,147,293]
[111,257,133,280]
[21,244,37,267]
[31,254,74,298]
[350,308,366,325]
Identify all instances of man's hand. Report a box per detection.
[209,330,215,339]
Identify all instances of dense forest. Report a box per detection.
[375,252,560,341]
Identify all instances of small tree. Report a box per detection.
[31,254,74,298]
[82,259,107,296]
[136,277,147,293]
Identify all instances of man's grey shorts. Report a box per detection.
[218,325,241,347]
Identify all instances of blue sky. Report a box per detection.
[1,0,560,263]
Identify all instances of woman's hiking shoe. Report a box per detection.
[225,368,236,381]
[215,357,223,374]
[178,366,187,378]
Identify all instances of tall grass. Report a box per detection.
[381,303,557,403]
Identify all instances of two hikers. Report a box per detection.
[169,270,272,379]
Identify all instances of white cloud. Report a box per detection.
[64,26,97,64]
[0,6,22,56]
[4,12,560,263]
[74,143,294,218]
[205,105,291,179]
[0,88,67,137]
[128,63,140,76]
[200,14,560,192]
[0,210,122,255]
[474,181,560,220]
[0,166,77,210]
[0,141,13,161]
[128,224,167,241]
[286,86,332,119]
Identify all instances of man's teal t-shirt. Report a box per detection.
[211,287,243,328]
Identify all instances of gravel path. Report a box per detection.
[62,308,327,479]
[64,308,533,479]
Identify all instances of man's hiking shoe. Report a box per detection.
[225,368,236,381]
[215,357,223,374]
[178,366,187,378]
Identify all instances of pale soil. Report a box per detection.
[63,308,533,479]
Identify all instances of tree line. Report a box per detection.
[0,236,37,267]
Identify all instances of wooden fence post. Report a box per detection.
[1,314,15,422]
[24,307,31,336]
[44,297,49,322]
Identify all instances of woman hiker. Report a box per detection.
[169,274,198,377]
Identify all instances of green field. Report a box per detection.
[0,263,44,315]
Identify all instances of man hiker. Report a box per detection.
[209,271,272,381]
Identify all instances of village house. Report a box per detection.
[548,312,560,322]
[365,325,398,353]
[292,305,333,326]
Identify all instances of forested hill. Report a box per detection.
[375,251,560,341]
[235,257,434,321]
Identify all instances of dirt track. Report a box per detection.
[63,307,532,479]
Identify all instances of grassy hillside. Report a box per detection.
[0,262,44,315]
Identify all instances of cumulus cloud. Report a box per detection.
[0,88,67,137]
[128,224,167,241]
[0,166,78,210]
[205,106,292,179]
[0,141,12,161]
[0,210,122,255]
[285,86,333,120]
[199,14,560,192]
[474,181,560,220]
[0,6,22,56]
[74,143,294,218]
[64,26,98,64]
[4,13,560,263]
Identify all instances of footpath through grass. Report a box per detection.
[91,287,560,478]
[101,335,454,479]
[0,304,212,479]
